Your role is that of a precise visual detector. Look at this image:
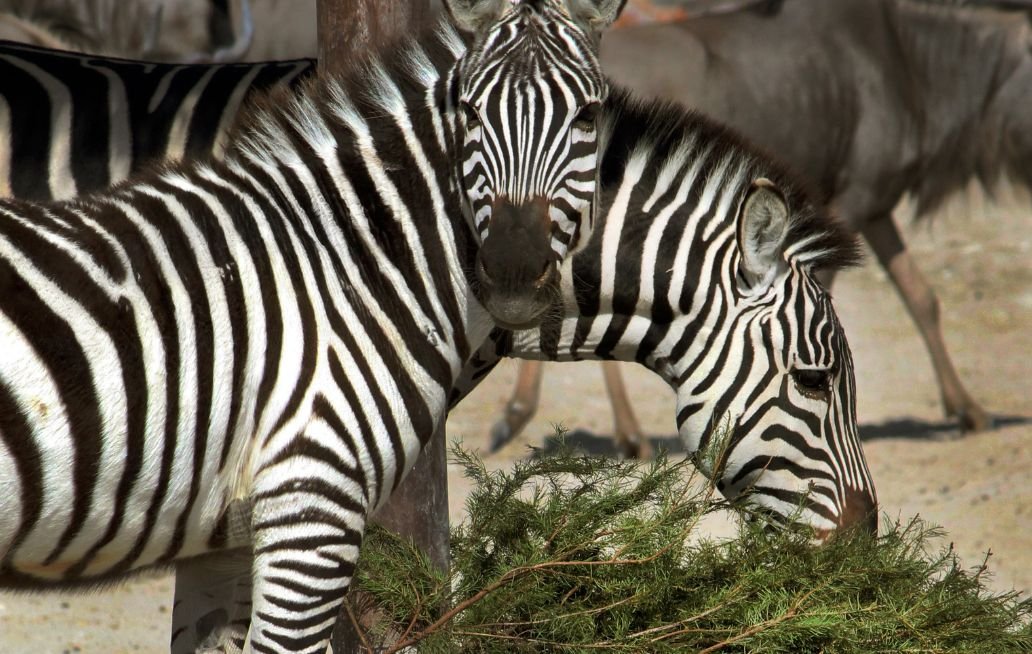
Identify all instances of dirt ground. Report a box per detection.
[0,198,1028,652]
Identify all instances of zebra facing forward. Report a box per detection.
[0,2,626,653]
[0,40,316,202]
[456,90,878,535]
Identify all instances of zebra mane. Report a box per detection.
[229,17,467,171]
[600,85,863,272]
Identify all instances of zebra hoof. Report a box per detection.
[489,421,514,452]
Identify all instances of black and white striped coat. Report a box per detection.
[173,87,881,651]
[458,91,879,535]
[0,40,315,201]
[0,1,627,651]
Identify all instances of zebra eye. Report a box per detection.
[573,102,600,132]
[792,368,831,399]
[459,101,480,129]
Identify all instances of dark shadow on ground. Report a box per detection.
[522,415,1031,457]
[858,414,1030,442]
[533,429,686,458]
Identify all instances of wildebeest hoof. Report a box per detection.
[617,432,652,460]
[957,408,995,433]
[947,401,995,434]
[489,421,513,452]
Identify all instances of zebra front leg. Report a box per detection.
[490,359,545,451]
[600,362,651,459]
[860,213,992,434]
[246,433,370,654]
[172,550,254,654]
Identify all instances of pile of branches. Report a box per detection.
[346,445,1032,653]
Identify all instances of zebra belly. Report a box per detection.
[0,322,237,586]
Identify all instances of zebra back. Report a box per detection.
[0,40,315,201]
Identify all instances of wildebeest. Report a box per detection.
[0,0,253,61]
[490,0,1032,455]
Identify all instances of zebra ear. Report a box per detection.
[737,178,790,290]
[563,0,628,38]
[443,0,513,33]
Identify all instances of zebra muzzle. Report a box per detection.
[475,197,560,328]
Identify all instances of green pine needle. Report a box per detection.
[346,439,1032,653]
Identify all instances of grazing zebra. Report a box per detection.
[457,89,878,535]
[0,2,626,653]
[0,40,316,202]
[172,88,880,652]
[494,0,1032,447]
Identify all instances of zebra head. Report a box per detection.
[672,178,876,539]
[446,0,624,328]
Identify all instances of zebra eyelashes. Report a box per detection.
[791,368,832,400]
[573,102,601,132]
[459,100,481,129]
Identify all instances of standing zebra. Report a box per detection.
[456,90,878,534]
[173,89,879,652]
[0,2,626,653]
[0,40,316,201]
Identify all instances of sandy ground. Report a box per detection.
[1,200,1029,651]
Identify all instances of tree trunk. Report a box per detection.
[318,0,431,69]
[316,1,444,651]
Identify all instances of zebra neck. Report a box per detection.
[218,18,490,372]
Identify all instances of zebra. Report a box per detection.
[0,40,316,202]
[171,87,880,651]
[455,89,879,536]
[0,2,626,653]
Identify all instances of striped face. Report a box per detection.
[456,2,608,328]
[675,264,876,538]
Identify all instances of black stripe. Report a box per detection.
[2,57,56,200]
[0,379,43,567]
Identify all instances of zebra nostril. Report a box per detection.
[534,260,555,287]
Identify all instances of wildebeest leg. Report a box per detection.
[490,360,545,451]
[600,361,651,459]
[861,213,992,433]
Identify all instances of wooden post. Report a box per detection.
[318,0,431,67]
[316,1,445,651]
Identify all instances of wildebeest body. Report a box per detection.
[597,0,1032,431]
[603,0,1032,224]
